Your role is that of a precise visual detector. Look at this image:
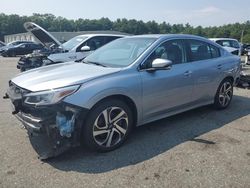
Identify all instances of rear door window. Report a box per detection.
[210,44,220,58]
[187,40,220,62]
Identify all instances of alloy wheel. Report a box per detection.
[218,81,233,107]
[93,107,129,148]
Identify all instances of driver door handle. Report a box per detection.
[217,64,222,69]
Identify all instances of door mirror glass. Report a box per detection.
[151,58,173,69]
[81,46,91,52]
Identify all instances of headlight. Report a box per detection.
[24,85,80,106]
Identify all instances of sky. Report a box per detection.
[1,0,250,27]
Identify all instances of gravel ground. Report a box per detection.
[0,57,249,188]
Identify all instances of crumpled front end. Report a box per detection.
[4,82,87,160]
[17,55,46,72]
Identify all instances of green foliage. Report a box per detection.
[0,13,249,43]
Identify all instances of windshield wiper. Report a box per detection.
[82,61,107,67]
[75,57,85,62]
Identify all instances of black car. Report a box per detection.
[0,41,5,48]
[1,43,44,57]
[0,41,36,54]
[0,41,6,54]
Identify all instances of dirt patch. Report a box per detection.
[153,173,160,179]
[6,170,16,175]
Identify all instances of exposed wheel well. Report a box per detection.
[224,76,234,84]
[92,95,138,126]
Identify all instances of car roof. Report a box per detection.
[8,41,34,44]
[210,38,239,42]
[126,34,210,41]
[76,34,126,38]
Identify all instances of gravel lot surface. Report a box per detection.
[0,57,249,188]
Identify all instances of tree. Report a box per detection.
[0,13,249,43]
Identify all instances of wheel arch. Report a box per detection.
[90,94,138,127]
[223,76,234,84]
[213,75,234,100]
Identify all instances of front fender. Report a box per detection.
[63,71,143,125]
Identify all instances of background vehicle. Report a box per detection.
[210,38,241,56]
[0,41,6,55]
[6,34,241,159]
[1,42,43,57]
[0,41,5,48]
[242,44,250,54]
[0,40,35,55]
[17,22,125,71]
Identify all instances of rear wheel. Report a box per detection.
[214,79,233,109]
[82,99,133,152]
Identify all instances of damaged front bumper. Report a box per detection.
[17,55,45,72]
[4,91,88,159]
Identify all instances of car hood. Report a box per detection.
[11,62,122,92]
[24,22,63,50]
[0,46,8,51]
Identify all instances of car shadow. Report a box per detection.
[46,94,250,173]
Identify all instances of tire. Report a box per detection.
[20,67,26,72]
[1,53,7,57]
[214,79,233,109]
[10,51,16,57]
[82,99,133,152]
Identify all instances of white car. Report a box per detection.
[24,22,125,64]
[47,34,126,63]
[210,38,241,56]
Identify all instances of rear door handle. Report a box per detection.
[184,70,192,77]
[217,64,222,69]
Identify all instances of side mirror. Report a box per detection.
[81,46,91,52]
[149,58,172,71]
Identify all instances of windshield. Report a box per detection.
[62,36,88,50]
[84,37,156,67]
[15,44,25,47]
[7,41,21,46]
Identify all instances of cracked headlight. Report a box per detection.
[24,85,80,106]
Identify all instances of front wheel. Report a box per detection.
[82,99,133,152]
[214,79,233,109]
[10,51,16,57]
